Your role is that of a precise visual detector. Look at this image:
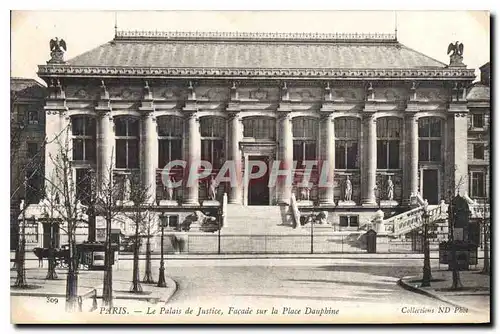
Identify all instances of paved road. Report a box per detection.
[12,258,486,323]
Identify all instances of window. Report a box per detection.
[334,118,360,169]
[377,117,400,169]
[472,114,484,129]
[473,144,485,160]
[76,168,93,205]
[25,170,42,205]
[115,117,139,169]
[471,171,485,198]
[339,215,359,228]
[159,215,180,230]
[157,116,183,168]
[27,142,38,159]
[27,111,38,125]
[418,117,442,162]
[72,116,96,162]
[293,117,317,168]
[243,117,276,140]
[200,117,226,169]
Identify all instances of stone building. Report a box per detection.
[466,62,490,203]
[34,31,480,241]
[10,78,47,249]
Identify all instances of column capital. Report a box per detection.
[184,110,199,122]
[277,110,292,120]
[319,111,334,121]
[228,111,241,121]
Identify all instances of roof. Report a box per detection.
[66,31,446,70]
[11,78,47,99]
[467,84,490,101]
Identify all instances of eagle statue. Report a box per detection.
[50,37,67,53]
[447,41,464,57]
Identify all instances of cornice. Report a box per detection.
[37,65,476,81]
[115,30,397,42]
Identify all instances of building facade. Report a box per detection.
[10,78,47,249]
[466,62,490,203]
[34,31,481,238]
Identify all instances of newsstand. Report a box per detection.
[77,242,119,270]
[439,240,478,271]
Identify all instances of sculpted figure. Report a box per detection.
[387,176,394,201]
[344,176,352,201]
[208,176,218,201]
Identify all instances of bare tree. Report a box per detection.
[447,173,467,290]
[120,174,153,293]
[42,130,89,311]
[480,198,490,275]
[93,154,121,307]
[141,209,159,284]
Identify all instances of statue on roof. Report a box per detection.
[447,41,465,67]
[447,41,464,57]
[48,37,67,64]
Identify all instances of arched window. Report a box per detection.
[115,117,139,168]
[377,117,401,169]
[200,117,226,170]
[157,116,184,169]
[242,117,276,140]
[418,117,442,162]
[292,117,318,168]
[334,118,360,169]
[72,115,96,162]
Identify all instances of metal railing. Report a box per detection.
[78,288,98,312]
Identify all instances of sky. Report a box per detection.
[10,10,490,84]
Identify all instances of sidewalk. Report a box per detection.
[399,269,490,313]
[10,267,177,305]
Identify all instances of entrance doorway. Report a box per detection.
[248,156,270,205]
[43,223,60,249]
[422,169,439,204]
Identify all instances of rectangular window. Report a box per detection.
[293,141,317,168]
[116,140,127,168]
[388,140,399,169]
[429,140,441,162]
[27,142,38,159]
[473,144,485,160]
[335,141,359,169]
[339,215,359,228]
[159,139,182,168]
[419,140,441,162]
[377,141,388,169]
[76,168,92,205]
[472,114,484,128]
[471,171,485,198]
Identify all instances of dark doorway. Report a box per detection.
[43,223,60,249]
[248,156,270,205]
[422,169,439,204]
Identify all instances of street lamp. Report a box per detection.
[157,212,167,288]
[421,201,431,287]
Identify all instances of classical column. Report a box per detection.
[97,112,114,184]
[409,114,419,197]
[362,113,377,206]
[319,113,335,205]
[44,110,62,190]
[278,112,293,204]
[142,114,158,202]
[183,112,200,206]
[229,113,243,204]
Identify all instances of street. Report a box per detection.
[12,256,488,323]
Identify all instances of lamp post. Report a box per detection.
[421,201,431,287]
[157,212,167,288]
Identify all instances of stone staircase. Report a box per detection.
[223,204,295,235]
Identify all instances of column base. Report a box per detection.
[182,201,200,207]
[361,200,378,208]
[318,201,336,207]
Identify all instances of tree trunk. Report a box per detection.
[46,223,58,280]
[65,231,78,312]
[450,248,463,290]
[102,215,113,307]
[14,211,27,288]
[142,236,154,283]
[482,223,489,275]
[88,210,96,243]
[130,222,142,293]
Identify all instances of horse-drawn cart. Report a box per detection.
[33,242,119,270]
